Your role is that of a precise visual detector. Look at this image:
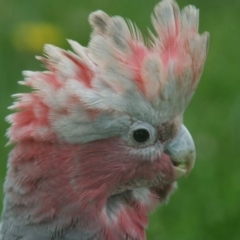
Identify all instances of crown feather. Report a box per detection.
[151,0,181,45]
[7,0,209,143]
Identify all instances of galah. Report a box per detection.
[0,0,209,239]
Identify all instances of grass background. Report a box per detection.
[0,0,240,239]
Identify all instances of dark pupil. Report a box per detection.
[133,129,150,143]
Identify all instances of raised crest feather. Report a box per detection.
[8,0,209,143]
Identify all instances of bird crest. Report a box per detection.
[7,0,209,144]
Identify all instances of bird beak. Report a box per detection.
[165,125,196,181]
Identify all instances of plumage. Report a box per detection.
[1,0,209,239]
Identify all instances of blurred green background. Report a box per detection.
[0,0,240,239]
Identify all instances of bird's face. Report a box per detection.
[110,120,196,197]
[55,111,195,210]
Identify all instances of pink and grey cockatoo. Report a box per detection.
[1,0,209,239]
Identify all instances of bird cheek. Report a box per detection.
[146,152,175,183]
[122,148,175,184]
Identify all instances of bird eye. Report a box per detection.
[128,121,157,147]
[133,129,150,143]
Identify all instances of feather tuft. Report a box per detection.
[7,0,209,144]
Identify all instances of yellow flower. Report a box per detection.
[12,22,64,53]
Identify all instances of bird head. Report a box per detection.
[4,0,209,239]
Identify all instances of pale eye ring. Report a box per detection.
[128,121,157,147]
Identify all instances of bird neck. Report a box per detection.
[2,139,173,239]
